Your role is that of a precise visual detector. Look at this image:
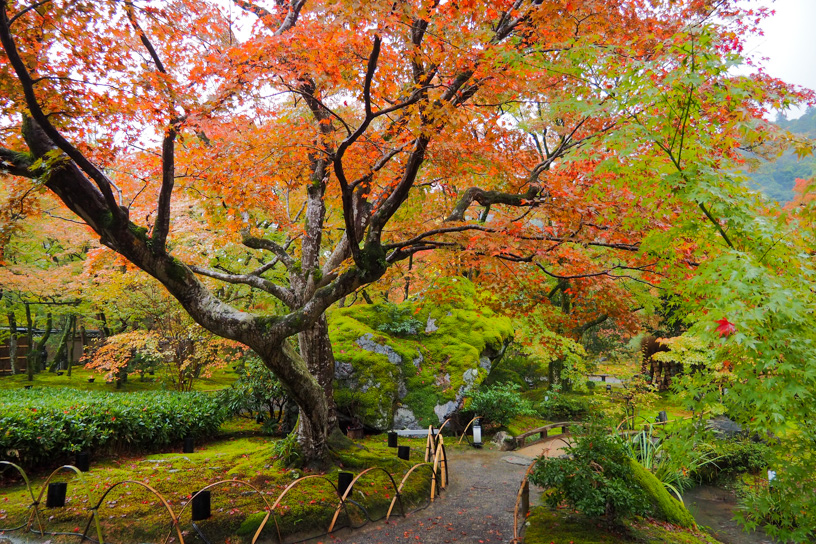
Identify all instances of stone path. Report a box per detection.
[315,438,568,544]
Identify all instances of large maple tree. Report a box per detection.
[0,0,804,470]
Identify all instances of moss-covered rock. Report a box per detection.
[329,278,514,430]
[629,458,697,528]
[524,507,720,544]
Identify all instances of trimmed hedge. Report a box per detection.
[0,388,228,468]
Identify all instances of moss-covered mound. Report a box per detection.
[328,278,514,430]
[524,507,721,544]
[629,458,697,528]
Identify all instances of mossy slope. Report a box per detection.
[524,507,721,544]
[329,278,513,430]
[629,458,697,528]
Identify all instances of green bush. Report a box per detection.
[468,383,536,426]
[529,427,651,524]
[0,388,228,468]
[216,356,288,423]
[536,392,593,420]
[694,439,771,482]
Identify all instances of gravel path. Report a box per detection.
[318,446,541,544]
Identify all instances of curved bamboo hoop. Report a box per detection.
[512,458,539,544]
[88,479,182,544]
[457,415,482,445]
[431,434,447,490]
[173,479,275,544]
[386,463,436,521]
[267,474,344,543]
[0,461,43,534]
[327,466,401,533]
[425,425,435,462]
[32,465,102,542]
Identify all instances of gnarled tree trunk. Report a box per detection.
[7,312,17,375]
[298,315,337,429]
[261,341,330,467]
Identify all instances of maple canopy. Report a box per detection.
[2,0,815,515]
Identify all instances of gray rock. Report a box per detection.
[436,373,451,388]
[334,361,354,379]
[434,400,458,423]
[463,368,479,387]
[502,455,535,466]
[356,333,402,364]
[412,353,423,368]
[707,415,745,438]
[479,355,492,372]
[398,380,408,399]
[492,431,510,451]
[393,407,420,429]
[360,379,380,393]
[425,316,439,333]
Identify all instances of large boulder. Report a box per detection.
[329,278,513,431]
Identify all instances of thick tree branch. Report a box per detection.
[153,126,176,252]
[333,35,382,265]
[189,265,296,307]
[0,5,123,221]
[383,225,494,251]
[0,146,35,178]
[446,185,544,222]
[574,314,609,336]
[242,233,295,269]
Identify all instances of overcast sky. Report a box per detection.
[742,0,816,117]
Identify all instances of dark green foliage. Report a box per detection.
[694,439,771,482]
[468,383,536,426]
[271,432,302,467]
[482,351,547,390]
[0,388,228,468]
[529,428,651,524]
[216,356,288,431]
[535,391,594,420]
[375,302,423,337]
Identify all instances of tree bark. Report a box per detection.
[67,315,76,376]
[261,341,330,467]
[31,312,52,372]
[298,314,338,429]
[7,312,17,375]
[25,303,34,381]
[51,315,73,371]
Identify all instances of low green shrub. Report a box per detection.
[535,392,593,420]
[0,388,227,468]
[216,356,288,424]
[694,438,771,482]
[467,383,536,426]
[529,427,651,524]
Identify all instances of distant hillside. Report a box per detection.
[745,108,816,204]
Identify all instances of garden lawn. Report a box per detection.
[0,365,237,392]
[0,430,438,544]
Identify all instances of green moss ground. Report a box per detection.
[329,278,514,429]
[0,423,438,544]
[524,507,723,544]
[0,365,236,392]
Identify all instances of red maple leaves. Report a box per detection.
[715,317,736,338]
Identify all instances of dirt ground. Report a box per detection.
[315,437,567,544]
